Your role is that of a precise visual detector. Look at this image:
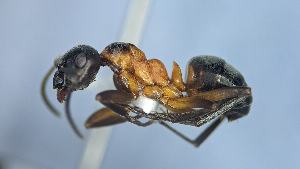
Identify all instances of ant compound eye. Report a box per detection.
[75,53,87,68]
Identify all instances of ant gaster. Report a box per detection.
[42,42,252,147]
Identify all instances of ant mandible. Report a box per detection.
[41,42,252,147]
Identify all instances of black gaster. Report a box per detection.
[186,56,252,121]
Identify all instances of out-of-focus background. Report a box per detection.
[1,0,300,169]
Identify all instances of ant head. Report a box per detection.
[53,45,101,102]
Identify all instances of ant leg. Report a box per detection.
[65,90,149,137]
[64,92,133,137]
[163,86,251,113]
[136,107,209,124]
[99,102,155,127]
[192,96,249,127]
[146,96,249,147]
[226,96,252,121]
[161,95,249,126]
[143,96,249,125]
[85,107,127,128]
[192,116,225,147]
[92,90,154,127]
[63,88,127,138]
[41,65,61,117]
[191,86,251,102]
[147,87,251,123]
[159,116,224,147]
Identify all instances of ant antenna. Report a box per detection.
[65,92,84,139]
[41,65,83,138]
[41,65,61,117]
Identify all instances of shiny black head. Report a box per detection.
[53,45,101,102]
[186,55,252,121]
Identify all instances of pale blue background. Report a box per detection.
[1,0,300,169]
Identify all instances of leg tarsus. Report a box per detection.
[159,116,224,147]
[159,121,195,145]
[192,116,225,147]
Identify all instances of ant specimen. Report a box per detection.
[41,42,252,147]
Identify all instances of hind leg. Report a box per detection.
[145,96,249,147]
[159,116,225,147]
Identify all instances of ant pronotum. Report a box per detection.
[41,42,252,147]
